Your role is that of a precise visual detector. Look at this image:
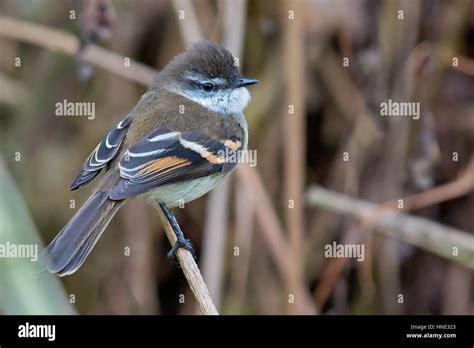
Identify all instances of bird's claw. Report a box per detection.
[167,237,197,264]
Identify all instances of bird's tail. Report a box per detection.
[43,191,124,276]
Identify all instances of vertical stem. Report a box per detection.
[282,0,306,312]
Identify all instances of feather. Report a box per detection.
[43,191,124,276]
[69,115,132,191]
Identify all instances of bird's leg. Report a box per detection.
[159,203,197,263]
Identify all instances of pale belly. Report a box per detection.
[143,172,229,208]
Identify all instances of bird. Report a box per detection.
[44,41,258,276]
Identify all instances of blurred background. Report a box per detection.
[0,0,473,315]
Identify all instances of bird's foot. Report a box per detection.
[167,236,197,264]
[159,203,197,265]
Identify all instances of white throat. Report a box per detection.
[170,86,252,115]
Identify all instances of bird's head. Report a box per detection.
[160,41,258,114]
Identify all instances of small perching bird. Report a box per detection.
[44,41,258,276]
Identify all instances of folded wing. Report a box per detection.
[108,128,242,200]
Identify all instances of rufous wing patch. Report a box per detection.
[223,139,241,151]
[138,156,191,176]
[206,153,226,164]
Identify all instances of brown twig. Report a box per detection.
[238,165,317,314]
[200,177,230,308]
[360,159,474,225]
[228,176,254,311]
[154,205,219,315]
[171,0,204,44]
[312,159,474,308]
[306,186,474,269]
[313,226,361,307]
[282,0,306,308]
[0,15,155,85]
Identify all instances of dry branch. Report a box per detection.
[362,159,474,221]
[282,0,306,295]
[154,205,219,315]
[171,0,204,44]
[0,16,155,85]
[312,160,474,307]
[306,186,474,270]
[238,166,317,314]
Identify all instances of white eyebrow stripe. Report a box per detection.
[211,77,226,84]
[148,132,180,142]
[184,73,226,85]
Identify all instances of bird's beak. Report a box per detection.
[235,77,259,88]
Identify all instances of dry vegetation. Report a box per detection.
[0,0,473,315]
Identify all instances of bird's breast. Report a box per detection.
[143,172,229,208]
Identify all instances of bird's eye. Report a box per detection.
[202,83,214,92]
